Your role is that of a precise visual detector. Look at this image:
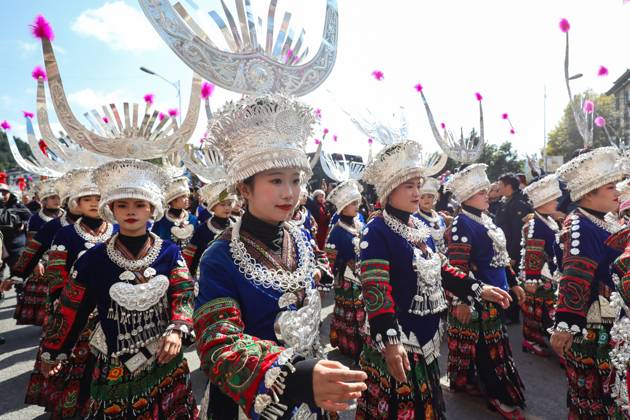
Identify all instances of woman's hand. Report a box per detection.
[34,263,45,278]
[383,343,410,383]
[156,330,182,364]
[511,285,526,305]
[524,283,538,295]
[312,360,367,412]
[41,360,62,378]
[480,285,512,309]
[452,304,472,324]
[550,330,573,356]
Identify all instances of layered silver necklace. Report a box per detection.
[383,210,430,243]
[337,217,361,237]
[75,218,114,248]
[207,215,231,235]
[229,217,315,293]
[165,209,189,226]
[535,211,560,233]
[106,232,164,272]
[579,208,623,234]
[38,208,65,223]
[460,208,511,267]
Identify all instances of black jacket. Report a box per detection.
[0,195,32,260]
[494,189,533,264]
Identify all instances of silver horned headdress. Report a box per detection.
[209,94,316,185]
[139,0,338,96]
[92,159,170,223]
[33,16,201,160]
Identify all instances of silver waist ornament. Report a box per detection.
[409,248,447,316]
[609,286,630,413]
[138,0,338,96]
[274,287,323,358]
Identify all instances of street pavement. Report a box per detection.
[0,290,566,419]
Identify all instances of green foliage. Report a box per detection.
[442,129,524,180]
[546,92,619,161]
[0,131,35,171]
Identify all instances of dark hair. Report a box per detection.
[498,173,519,191]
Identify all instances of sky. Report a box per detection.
[0,0,628,164]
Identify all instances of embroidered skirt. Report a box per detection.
[521,280,556,348]
[25,312,97,419]
[14,274,48,326]
[356,345,446,420]
[329,276,365,361]
[86,352,198,420]
[565,324,623,420]
[446,301,525,407]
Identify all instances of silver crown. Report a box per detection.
[92,160,170,223]
[182,143,227,184]
[556,147,623,201]
[139,0,337,96]
[199,179,235,211]
[362,140,425,201]
[37,178,60,200]
[36,21,201,159]
[445,163,491,203]
[209,94,315,185]
[63,168,100,208]
[327,179,363,212]
[319,150,364,183]
[164,176,190,205]
[419,88,485,163]
[523,174,562,209]
[420,177,441,196]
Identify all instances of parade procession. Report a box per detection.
[0,1,630,419]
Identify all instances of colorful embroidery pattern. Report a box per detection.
[557,255,597,318]
[447,243,472,273]
[360,259,395,319]
[168,265,195,326]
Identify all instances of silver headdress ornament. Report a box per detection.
[63,168,100,208]
[182,143,228,184]
[164,176,190,204]
[362,140,426,202]
[199,179,236,211]
[556,147,623,201]
[139,0,338,96]
[209,94,315,185]
[420,177,441,196]
[444,163,491,203]
[327,179,362,212]
[2,121,62,178]
[419,87,485,164]
[32,16,201,160]
[319,150,364,183]
[92,159,170,224]
[522,174,562,209]
[37,178,60,200]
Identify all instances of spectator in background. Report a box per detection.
[495,173,533,324]
[0,185,31,268]
[516,173,527,190]
[312,189,331,249]
[487,182,502,217]
[22,192,40,213]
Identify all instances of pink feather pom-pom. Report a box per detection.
[102,117,109,124]
[144,93,154,105]
[583,99,594,114]
[333,135,338,142]
[559,18,570,33]
[510,128,516,135]
[31,15,55,41]
[31,66,47,81]
[168,108,179,117]
[598,66,609,76]
[201,82,215,99]
[1,120,11,130]
[475,92,483,101]
[158,112,166,121]
[502,113,509,120]
[314,139,321,145]
[314,108,322,119]
[440,122,446,129]
[594,116,606,127]
[414,83,423,92]
[371,70,384,81]
[323,128,329,135]
[368,138,373,144]
[23,111,34,119]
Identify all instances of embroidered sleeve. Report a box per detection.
[194,297,285,416]
[181,243,198,273]
[312,238,333,291]
[46,244,70,301]
[446,218,472,274]
[607,227,630,306]
[167,254,195,332]
[325,246,338,274]
[41,268,95,361]
[10,237,44,281]
[440,256,482,303]
[520,222,548,287]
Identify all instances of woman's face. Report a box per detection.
[388,177,422,214]
[536,199,558,214]
[463,189,489,211]
[170,195,189,210]
[77,195,100,218]
[582,182,620,214]
[341,200,359,218]
[419,193,436,213]
[211,200,234,219]
[111,199,153,235]
[239,168,301,224]
[44,195,61,210]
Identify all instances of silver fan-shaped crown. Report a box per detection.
[182,143,227,184]
[319,150,364,182]
[139,0,338,96]
[38,30,201,159]
[2,124,62,178]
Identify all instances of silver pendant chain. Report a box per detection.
[75,218,114,244]
[165,209,189,227]
[337,217,361,237]
[383,210,430,243]
[229,217,315,293]
[460,208,511,267]
[106,232,164,272]
[207,215,231,235]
